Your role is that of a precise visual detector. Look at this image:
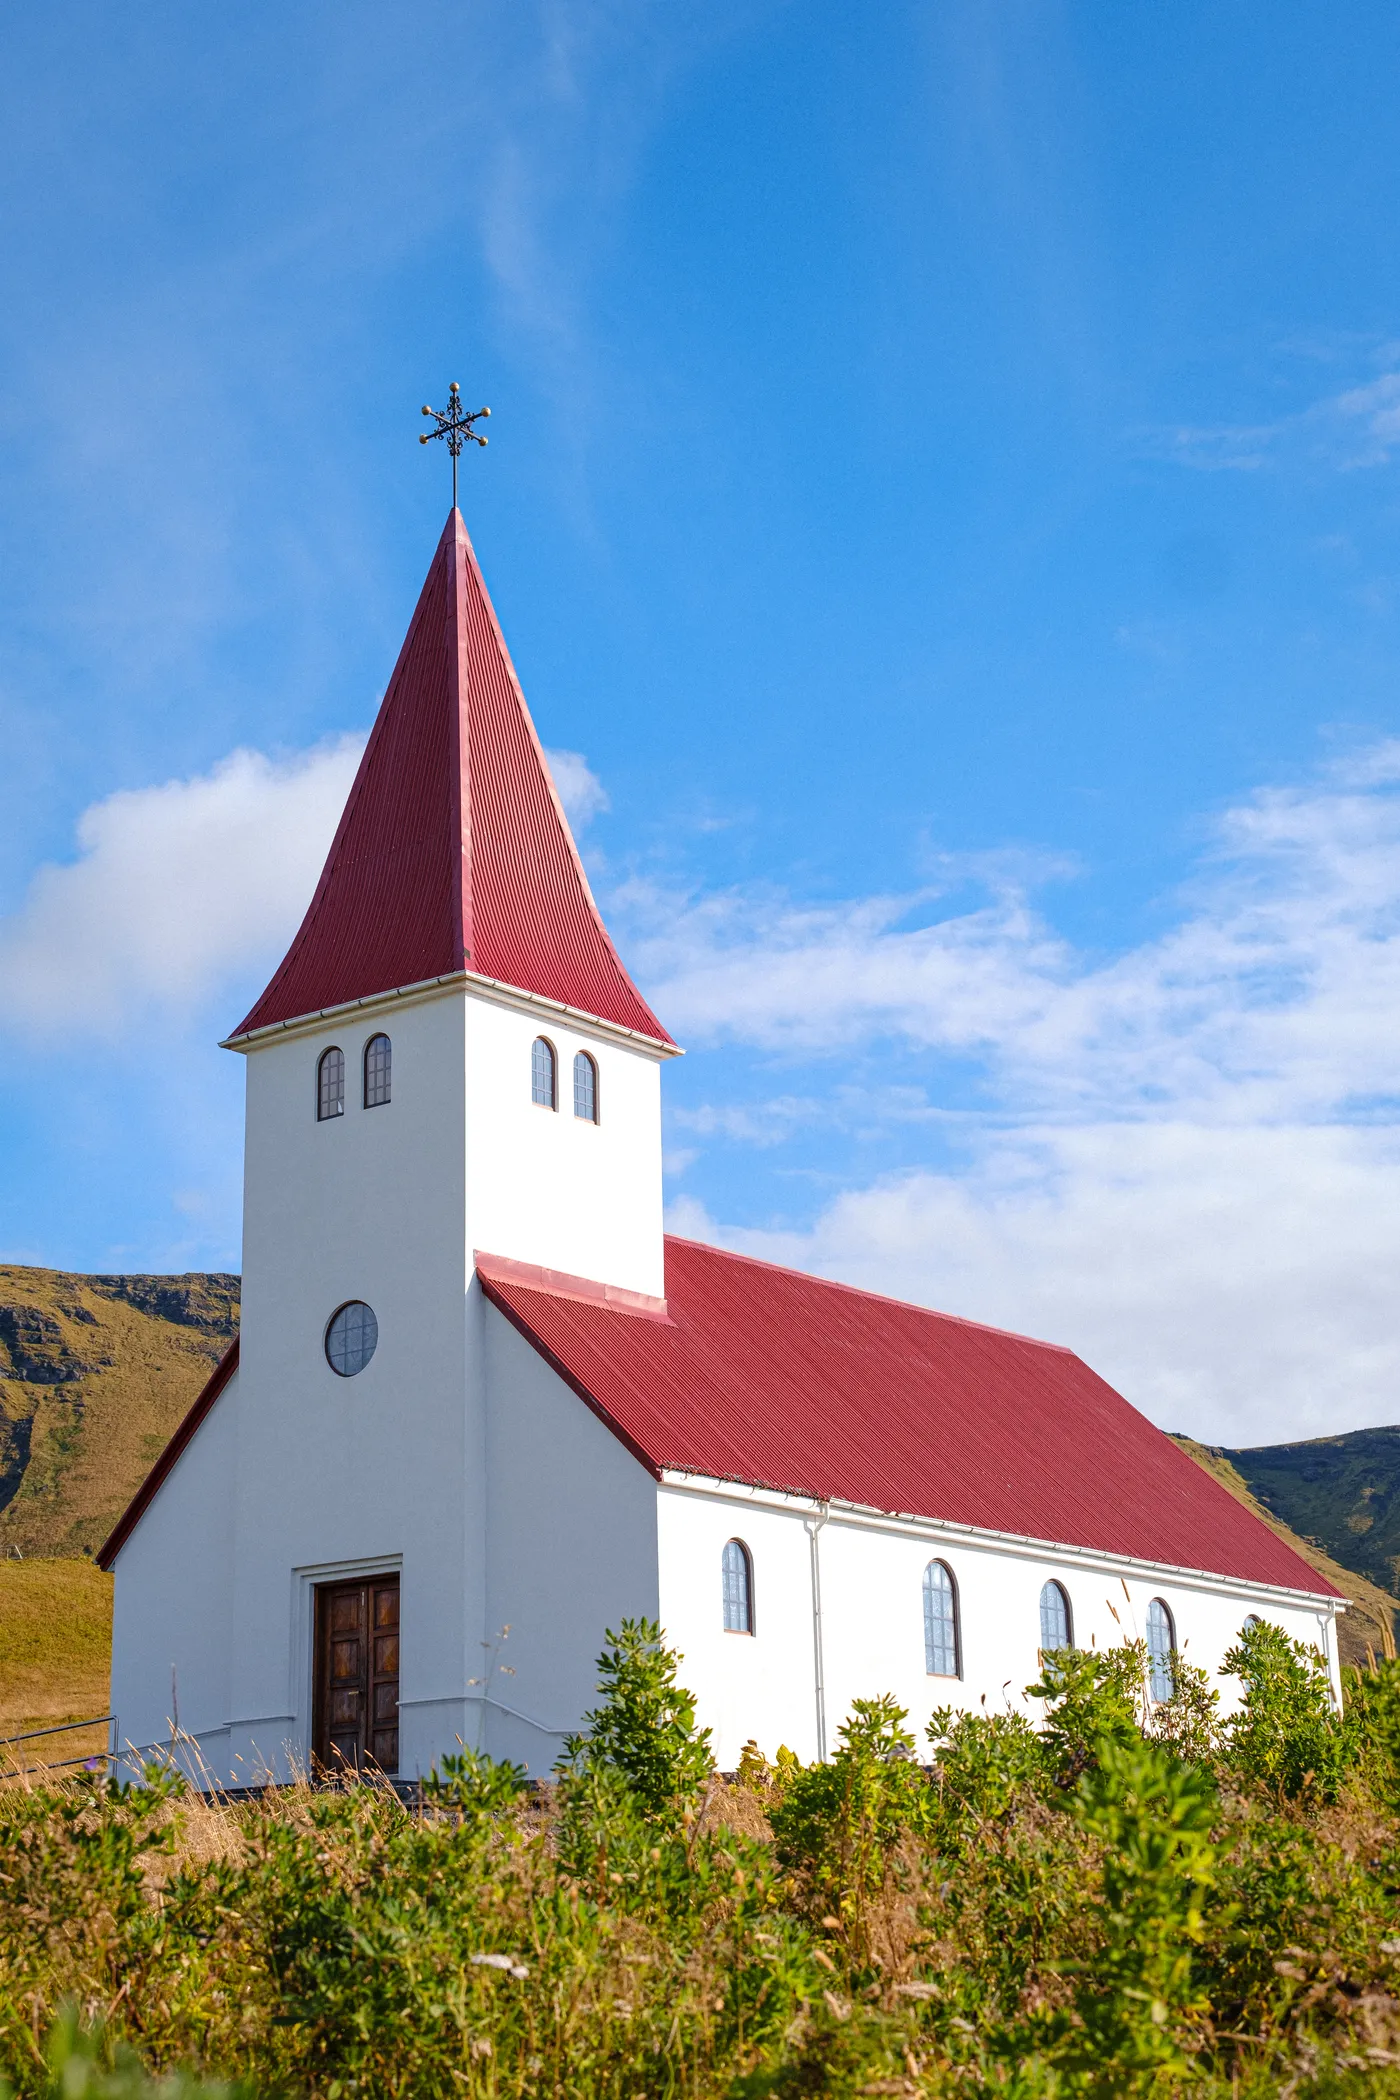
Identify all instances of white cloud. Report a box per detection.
[648,748,1400,1443]
[0,735,611,1043]
[545,747,610,829]
[1145,366,1400,474]
[0,738,365,1039]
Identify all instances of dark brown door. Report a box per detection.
[313,1574,400,1774]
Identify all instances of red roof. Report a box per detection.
[479,1239,1338,1597]
[233,512,672,1044]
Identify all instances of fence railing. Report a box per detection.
[0,1713,115,1778]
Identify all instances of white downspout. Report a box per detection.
[804,1501,830,1761]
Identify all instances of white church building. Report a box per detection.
[101,507,1344,1783]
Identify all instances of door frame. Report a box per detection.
[291,1555,402,1773]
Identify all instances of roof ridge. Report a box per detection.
[662,1233,1079,1355]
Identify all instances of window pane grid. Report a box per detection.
[722,1539,752,1632]
[531,1037,556,1108]
[364,1033,392,1108]
[1039,1580,1071,1654]
[573,1051,598,1122]
[1146,1598,1175,1703]
[923,1560,958,1676]
[326,1301,378,1378]
[318,1047,345,1120]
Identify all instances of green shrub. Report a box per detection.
[1027,1641,1147,1782]
[1148,1652,1224,1765]
[1,2006,249,2100]
[770,1693,934,1953]
[1052,1736,1220,2091]
[1345,1651,1400,1812]
[3,1631,1400,2099]
[1223,1620,1357,1804]
[926,1705,1050,1821]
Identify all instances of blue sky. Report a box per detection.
[4,1,1400,1443]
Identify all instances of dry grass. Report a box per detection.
[0,1557,112,1772]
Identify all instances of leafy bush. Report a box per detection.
[926,1705,1050,1821]
[1345,1651,1400,1812]
[1223,1619,1357,1804]
[2,1626,1400,2098]
[1027,1641,1147,1782]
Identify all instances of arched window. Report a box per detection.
[1039,1579,1072,1655]
[573,1050,599,1123]
[531,1036,557,1109]
[722,1539,754,1633]
[923,1560,960,1677]
[364,1033,392,1108]
[317,1047,345,1121]
[1146,1598,1176,1703]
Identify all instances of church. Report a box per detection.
[101,505,1344,1784]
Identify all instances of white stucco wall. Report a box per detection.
[461,984,667,1300]
[220,991,477,1783]
[110,977,671,1786]
[480,1303,660,1774]
[657,1477,1345,1772]
[109,1365,238,1776]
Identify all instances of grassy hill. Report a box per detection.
[0,1557,113,1768]
[0,1265,238,1559]
[0,1265,237,1765]
[1174,1436,1397,1667]
[1219,1426,1400,1605]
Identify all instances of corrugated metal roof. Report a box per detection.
[234,511,672,1044]
[479,1238,1339,1598]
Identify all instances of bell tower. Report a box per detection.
[225,505,678,1304]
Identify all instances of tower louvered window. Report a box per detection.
[923,1560,960,1676]
[364,1034,391,1108]
[317,1047,345,1121]
[1146,1598,1176,1703]
[722,1539,753,1633]
[1039,1580,1072,1654]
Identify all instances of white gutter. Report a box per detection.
[659,1470,1346,1617]
[220,968,682,1060]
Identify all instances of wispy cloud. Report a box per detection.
[646,744,1400,1442]
[1144,364,1400,474]
[546,747,610,829]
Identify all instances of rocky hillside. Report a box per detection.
[1174,1436,1397,1668]
[1220,1426,1400,1607]
[0,1266,239,1560]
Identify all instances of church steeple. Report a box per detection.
[232,511,672,1046]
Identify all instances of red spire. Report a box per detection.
[233,512,673,1045]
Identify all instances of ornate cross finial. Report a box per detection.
[419,383,490,510]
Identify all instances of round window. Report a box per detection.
[325,1301,378,1378]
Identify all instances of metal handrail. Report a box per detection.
[0,1714,113,1750]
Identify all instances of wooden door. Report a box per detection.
[313,1574,400,1774]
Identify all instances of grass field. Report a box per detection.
[0,1557,113,1772]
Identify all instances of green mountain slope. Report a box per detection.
[0,1266,239,1559]
[1174,1436,1397,1667]
[1219,1426,1400,1607]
